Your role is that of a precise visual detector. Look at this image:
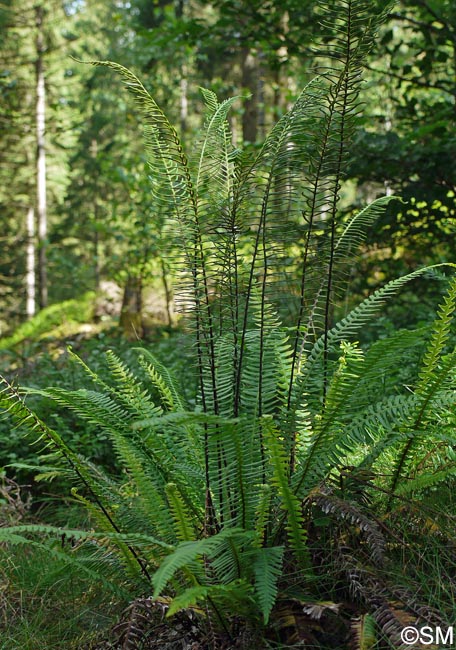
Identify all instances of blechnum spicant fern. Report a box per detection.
[1,0,456,645]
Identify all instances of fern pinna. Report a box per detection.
[1,1,456,646]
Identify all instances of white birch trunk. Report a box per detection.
[26,206,36,318]
[35,4,47,308]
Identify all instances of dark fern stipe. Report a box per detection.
[1,1,456,648]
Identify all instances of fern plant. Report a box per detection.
[1,1,456,646]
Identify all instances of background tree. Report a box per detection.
[349,0,455,294]
[0,0,77,326]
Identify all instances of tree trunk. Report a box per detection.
[180,73,188,137]
[119,274,143,339]
[90,138,101,290]
[25,206,36,319]
[176,2,188,140]
[272,11,291,122]
[241,47,259,144]
[35,4,47,309]
[161,258,173,328]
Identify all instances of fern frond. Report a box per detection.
[134,347,184,411]
[0,379,117,526]
[334,195,400,265]
[253,484,272,547]
[416,275,456,394]
[165,482,197,542]
[195,88,238,212]
[85,59,196,226]
[167,580,253,618]
[166,585,211,617]
[304,265,453,370]
[104,349,162,420]
[0,524,171,596]
[394,465,456,497]
[231,76,328,416]
[69,488,147,580]
[152,527,248,598]
[390,276,456,496]
[310,488,385,566]
[350,613,377,650]
[263,418,310,568]
[293,342,365,493]
[252,546,284,623]
[152,540,207,598]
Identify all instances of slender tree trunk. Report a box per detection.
[35,4,47,309]
[180,74,188,136]
[257,53,265,140]
[273,11,290,122]
[161,258,173,327]
[176,1,188,140]
[241,47,259,143]
[94,229,101,291]
[90,138,101,290]
[26,206,36,319]
[119,274,143,339]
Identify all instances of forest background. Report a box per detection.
[1,0,454,336]
[0,1,455,648]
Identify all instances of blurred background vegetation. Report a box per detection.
[0,0,454,337]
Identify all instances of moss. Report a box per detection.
[0,292,96,351]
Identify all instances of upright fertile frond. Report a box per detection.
[231,77,329,416]
[186,89,240,361]
[86,60,196,230]
[292,0,394,393]
[195,88,238,214]
[86,62,219,487]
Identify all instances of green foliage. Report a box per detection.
[0,292,95,350]
[350,613,377,650]
[0,324,188,487]
[1,2,456,646]
[0,530,126,649]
